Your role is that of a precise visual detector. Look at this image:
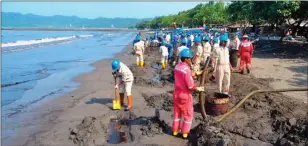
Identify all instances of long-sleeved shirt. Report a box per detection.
[133,41,145,55]
[174,62,196,93]
[238,40,253,55]
[116,62,134,83]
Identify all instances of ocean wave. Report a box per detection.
[2,34,94,48]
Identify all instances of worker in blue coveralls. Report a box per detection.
[165,42,173,61]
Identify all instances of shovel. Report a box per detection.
[113,76,121,110]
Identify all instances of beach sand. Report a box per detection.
[5,37,308,146]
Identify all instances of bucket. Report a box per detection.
[205,92,230,116]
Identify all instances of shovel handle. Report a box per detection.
[114,77,118,100]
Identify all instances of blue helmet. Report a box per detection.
[213,37,219,42]
[111,59,121,72]
[135,36,141,41]
[181,39,187,44]
[220,35,228,42]
[195,37,202,43]
[180,48,193,58]
[203,36,210,41]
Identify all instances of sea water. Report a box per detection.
[1,30,135,142]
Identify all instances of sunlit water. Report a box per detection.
[1,30,135,142]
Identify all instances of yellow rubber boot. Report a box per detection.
[140,61,144,67]
[173,131,179,136]
[161,62,165,69]
[182,133,188,138]
[136,61,140,66]
[113,100,118,110]
[116,100,121,110]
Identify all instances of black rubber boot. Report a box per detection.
[247,69,250,74]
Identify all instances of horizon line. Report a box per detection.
[2,11,154,20]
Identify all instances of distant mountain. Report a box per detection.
[1,12,152,28]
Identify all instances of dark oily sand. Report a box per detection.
[142,93,173,112]
[187,73,308,146]
[140,116,169,137]
[68,43,307,146]
[68,116,99,146]
[131,46,174,88]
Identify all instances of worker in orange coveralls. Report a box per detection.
[172,49,205,138]
[238,35,254,74]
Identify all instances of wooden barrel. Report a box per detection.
[205,92,230,116]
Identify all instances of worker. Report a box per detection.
[212,34,233,95]
[165,42,173,62]
[229,33,241,68]
[192,36,211,77]
[111,59,134,111]
[238,35,254,74]
[159,42,169,69]
[190,33,194,47]
[166,33,171,43]
[172,49,205,138]
[210,37,220,68]
[133,36,145,67]
[187,34,192,49]
[173,38,188,66]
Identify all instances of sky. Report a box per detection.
[2,2,207,19]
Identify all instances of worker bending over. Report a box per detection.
[212,35,233,95]
[111,60,134,110]
[238,35,254,74]
[173,49,204,138]
[133,36,145,67]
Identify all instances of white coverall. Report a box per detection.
[193,42,211,73]
[210,43,220,67]
[116,62,134,96]
[166,34,171,43]
[190,35,194,46]
[159,45,169,64]
[213,46,231,94]
[133,41,145,64]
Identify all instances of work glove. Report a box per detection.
[196,86,205,92]
[172,61,176,66]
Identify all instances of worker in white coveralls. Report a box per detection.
[210,37,220,68]
[212,34,233,95]
[193,36,212,78]
[133,36,145,67]
[111,59,134,110]
[159,42,169,69]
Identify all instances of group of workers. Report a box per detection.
[110,27,254,138]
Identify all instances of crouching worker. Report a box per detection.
[172,49,205,138]
[111,59,134,111]
[133,36,145,67]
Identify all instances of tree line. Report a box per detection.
[136,1,307,35]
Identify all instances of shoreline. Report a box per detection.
[2,27,148,32]
[4,41,135,145]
